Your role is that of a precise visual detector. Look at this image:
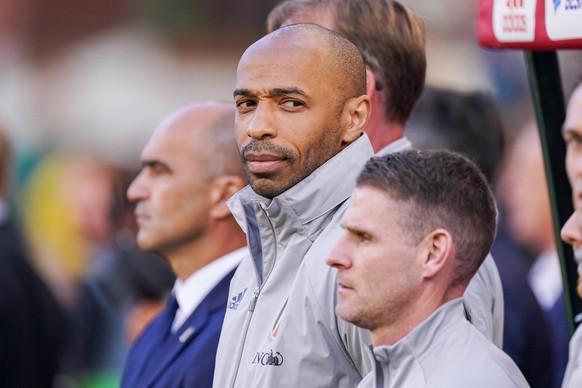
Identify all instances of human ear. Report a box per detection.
[208,175,246,220]
[420,229,453,279]
[341,95,371,144]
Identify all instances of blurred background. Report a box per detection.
[0,0,580,387]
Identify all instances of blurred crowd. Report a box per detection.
[0,0,581,387]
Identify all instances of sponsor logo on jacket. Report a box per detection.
[228,288,247,310]
[252,350,284,366]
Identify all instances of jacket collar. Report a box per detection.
[372,298,465,363]
[369,298,465,387]
[228,133,374,231]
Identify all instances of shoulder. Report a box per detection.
[423,320,527,387]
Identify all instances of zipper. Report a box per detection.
[228,203,277,387]
[249,288,260,312]
[227,287,260,388]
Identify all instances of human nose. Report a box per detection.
[562,212,582,247]
[326,236,353,269]
[127,172,148,202]
[245,103,277,140]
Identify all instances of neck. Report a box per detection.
[370,285,457,346]
[366,122,405,153]
[364,93,404,152]
[165,225,246,281]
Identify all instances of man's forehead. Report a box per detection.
[236,50,333,95]
[143,124,195,159]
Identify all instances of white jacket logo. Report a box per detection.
[252,350,284,366]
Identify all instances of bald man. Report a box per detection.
[213,24,374,388]
[120,102,247,388]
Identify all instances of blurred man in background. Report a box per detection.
[0,125,68,388]
[559,78,582,388]
[498,120,568,387]
[121,101,247,387]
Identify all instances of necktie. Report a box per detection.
[166,294,179,316]
[163,294,179,337]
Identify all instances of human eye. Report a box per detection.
[346,227,371,244]
[235,99,256,113]
[355,231,371,243]
[281,99,305,111]
[564,131,582,148]
[144,161,168,176]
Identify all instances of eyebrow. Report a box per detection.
[141,159,167,169]
[233,87,307,98]
[233,88,252,98]
[341,222,361,235]
[271,87,307,96]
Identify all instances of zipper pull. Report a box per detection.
[248,289,260,312]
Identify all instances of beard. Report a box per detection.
[240,121,343,199]
[240,141,296,198]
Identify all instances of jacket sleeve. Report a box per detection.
[463,253,505,348]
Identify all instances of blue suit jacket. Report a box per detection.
[121,268,236,388]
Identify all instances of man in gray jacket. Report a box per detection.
[327,150,528,387]
[213,24,375,387]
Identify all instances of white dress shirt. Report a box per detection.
[171,247,246,332]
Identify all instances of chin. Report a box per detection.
[250,181,287,199]
[136,236,156,252]
[335,305,356,324]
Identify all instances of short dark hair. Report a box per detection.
[357,149,498,289]
[267,0,426,126]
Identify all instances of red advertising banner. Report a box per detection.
[478,0,582,49]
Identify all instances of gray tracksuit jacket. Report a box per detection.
[214,134,375,388]
[357,299,528,388]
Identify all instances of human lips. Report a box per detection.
[133,207,149,224]
[336,278,354,295]
[244,152,286,174]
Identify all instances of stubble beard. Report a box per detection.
[242,120,343,199]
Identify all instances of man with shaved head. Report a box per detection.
[213,23,375,387]
[121,101,247,388]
